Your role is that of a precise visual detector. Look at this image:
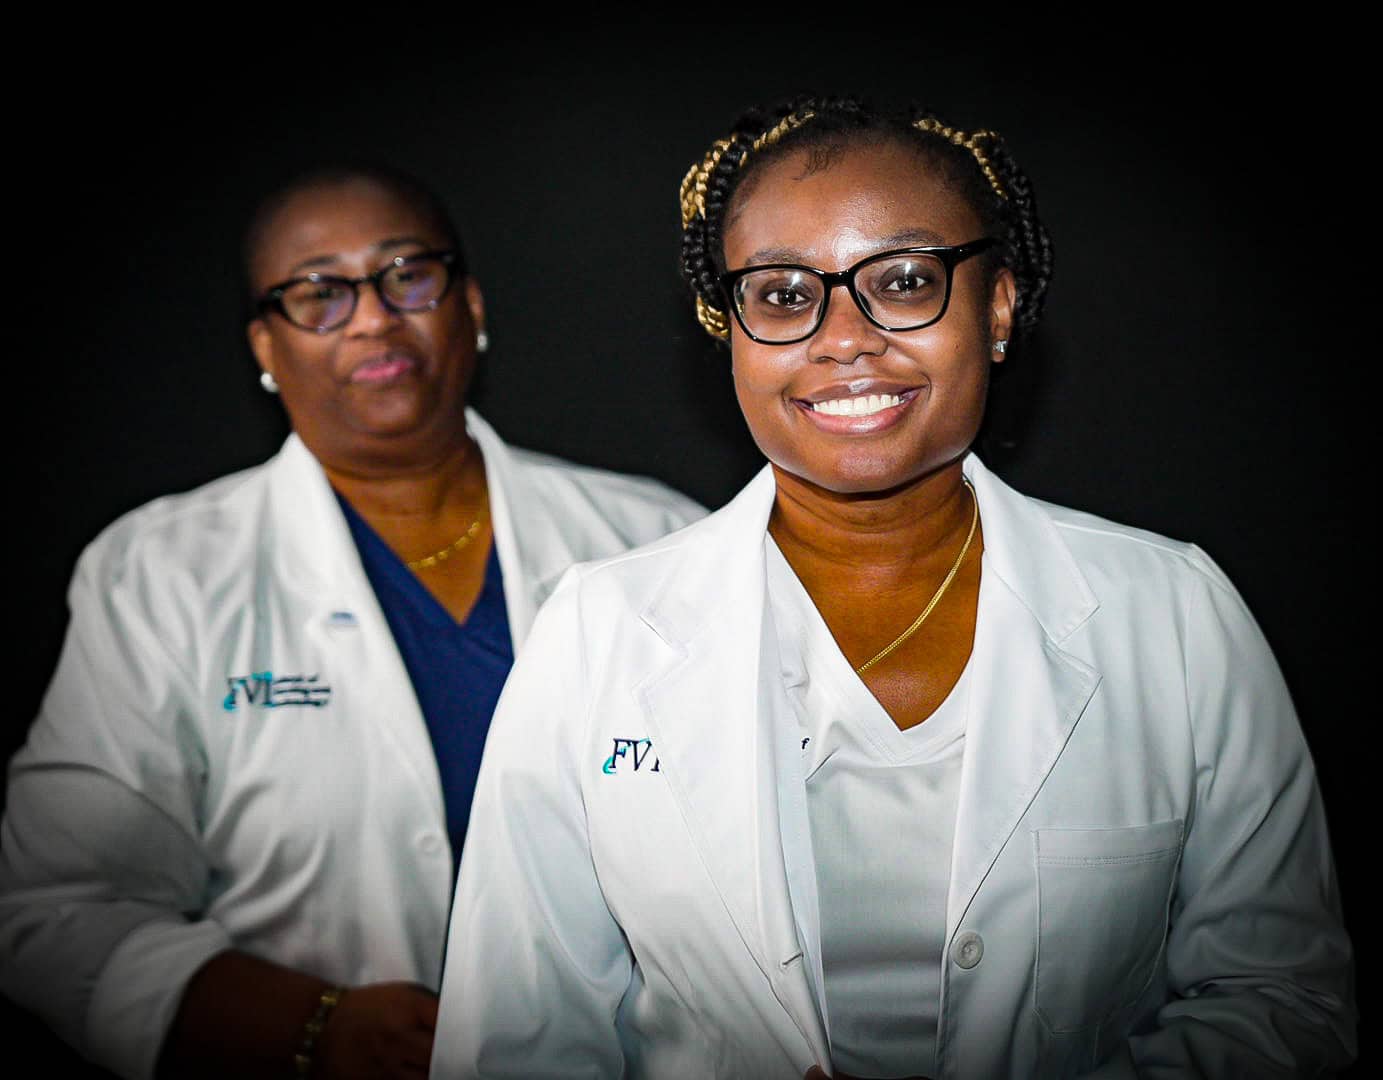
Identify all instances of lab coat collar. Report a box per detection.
[262,431,446,825]
[263,410,545,652]
[464,408,563,653]
[258,411,597,826]
[634,465,834,1067]
[259,410,552,828]
[948,456,1104,949]
[264,431,370,599]
[637,455,1099,649]
[961,454,1099,644]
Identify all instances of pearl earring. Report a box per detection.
[476,329,490,354]
[260,371,279,394]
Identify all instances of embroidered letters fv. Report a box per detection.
[603,737,660,774]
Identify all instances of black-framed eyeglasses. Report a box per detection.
[256,250,462,333]
[719,238,997,345]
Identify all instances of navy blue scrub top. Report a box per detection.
[338,494,513,877]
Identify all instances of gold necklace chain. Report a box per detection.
[855,479,979,675]
[406,505,488,572]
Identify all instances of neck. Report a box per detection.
[768,458,975,587]
[320,432,487,524]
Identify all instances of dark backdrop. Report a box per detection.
[7,23,1366,1076]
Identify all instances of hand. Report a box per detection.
[313,981,438,1079]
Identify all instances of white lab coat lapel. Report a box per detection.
[258,413,673,861]
[260,412,559,817]
[636,467,832,1070]
[467,410,542,652]
[593,453,1105,1071]
[944,458,1103,939]
[268,408,586,675]
[266,435,447,826]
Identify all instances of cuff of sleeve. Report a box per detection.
[85,917,233,1080]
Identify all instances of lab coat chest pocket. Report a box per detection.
[1033,818,1184,1033]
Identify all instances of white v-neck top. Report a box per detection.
[766,536,967,1079]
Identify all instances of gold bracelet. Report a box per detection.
[292,986,343,1077]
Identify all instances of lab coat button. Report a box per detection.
[417,832,445,856]
[951,930,984,969]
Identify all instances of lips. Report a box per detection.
[348,351,419,385]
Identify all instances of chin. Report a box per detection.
[349,397,438,434]
[756,408,976,489]
[775,443,970,499]
[776,462,916,499]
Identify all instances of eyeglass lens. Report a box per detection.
[731,252,950,342]
[278,256,452,331]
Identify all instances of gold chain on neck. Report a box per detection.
[855,479,979,674]
[406,505,488,572]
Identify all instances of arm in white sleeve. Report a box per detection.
[1091,550,1355,1078]
[431,571,631,1079]
[1,543,229,1080]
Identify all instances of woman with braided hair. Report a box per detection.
[431,96,1355,1079]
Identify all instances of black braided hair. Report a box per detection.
[240,162,468,320]
[679,94,1053,345]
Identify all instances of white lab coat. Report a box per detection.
[433,454,1354,1079]
[0,410,704,1080]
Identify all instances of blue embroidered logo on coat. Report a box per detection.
[222,672,332,711]
[602,737,660,774]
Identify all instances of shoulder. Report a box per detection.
[972,456,1266,665]
[468,408,704,532]
[522,465,770,635]
[503,443,705,524]
[1021,494,1273,679]
[74,455,277,598]
[970,454,1246,630]
[1037,497,1236,601]
[537,488,753,639]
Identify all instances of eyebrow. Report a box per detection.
[738,227,951,268]
[286,235,435,277]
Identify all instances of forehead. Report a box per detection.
[723,140,982,268]
[251,179,446,285]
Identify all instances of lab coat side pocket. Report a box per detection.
[1033,819,1184,1035]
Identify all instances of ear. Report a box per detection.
[463,278,486,335]
[247,317,275,379]
[989,267,1017,364]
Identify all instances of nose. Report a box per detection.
[344,280,400,335]
[809,281,887,363]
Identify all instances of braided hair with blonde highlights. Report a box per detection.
[678,95,1054,345]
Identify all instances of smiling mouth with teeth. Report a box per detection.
[810,393,903,417]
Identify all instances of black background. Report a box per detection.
[5,22,1367,1075]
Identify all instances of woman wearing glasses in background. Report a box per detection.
[0,165,702,1080]
[431,97,1355,1079]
